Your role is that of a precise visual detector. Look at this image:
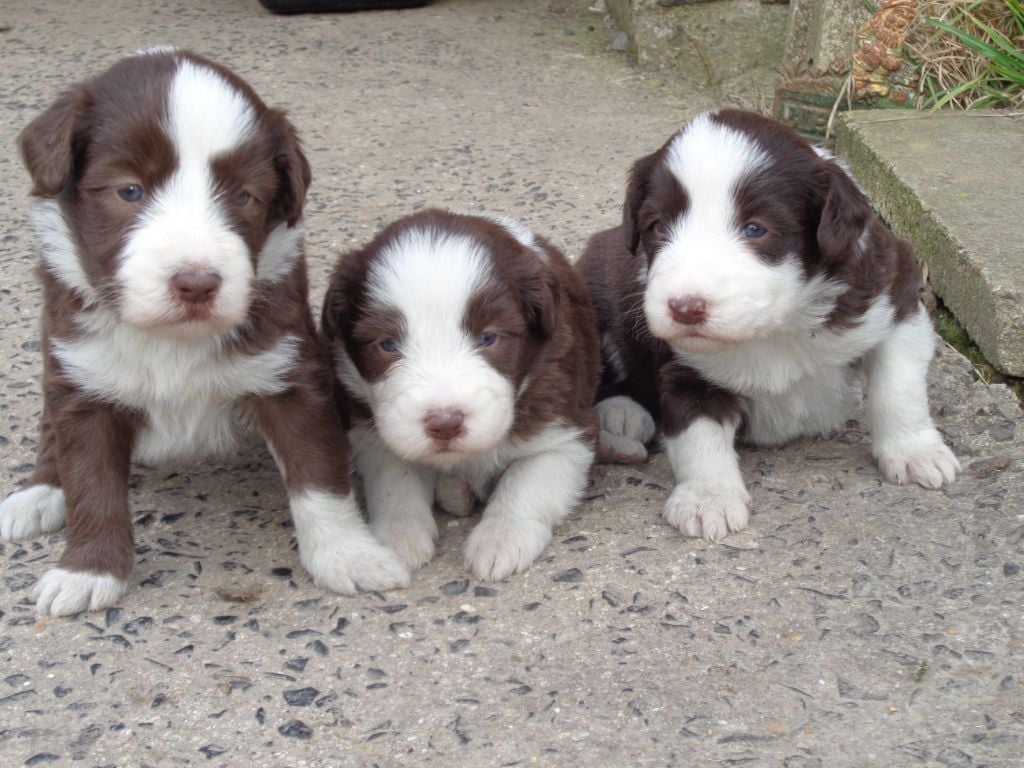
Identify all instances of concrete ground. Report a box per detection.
[1,1,1022,766]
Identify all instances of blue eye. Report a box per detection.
[117,184,144,203]
[742,222,767,238]
[378,338,399,353]
[654,220,670,237]
[234,190,252,206]
[479,331,498,348]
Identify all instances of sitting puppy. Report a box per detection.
[322,210,601,580]
[0,49,409,616]
[579,109,959,540]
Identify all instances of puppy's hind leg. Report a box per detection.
[866,306,959,488]
[595,395,656,463]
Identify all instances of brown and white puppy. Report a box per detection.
[579,109,959,540]
[0,49,409,616]
[322,209,601,580]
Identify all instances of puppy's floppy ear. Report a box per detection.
[321,253,357,341]
[622,150,659,254]
[18,85,91,197]
[269,110,312,228]
[817,160,874,265]
[520,261,561,342]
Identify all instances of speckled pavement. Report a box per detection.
[1,2,1022,766]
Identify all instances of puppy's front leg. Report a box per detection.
[659,363,749,540]
[866,306,959,488]
[465,431,593,581]
[33,396,134,616]
[350,425,438,571]
[0,400,65,541]
[251,368,410,594]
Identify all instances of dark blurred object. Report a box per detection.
[259,0,432,14]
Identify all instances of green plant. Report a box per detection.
[917,0,1024,108]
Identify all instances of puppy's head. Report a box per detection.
[19,48,311,338]
[323,210,558,467]
[626,109,874,353]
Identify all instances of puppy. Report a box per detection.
[578,109,959,540]
[0,49,409,615]
[322,209,601,580]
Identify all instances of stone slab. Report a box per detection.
[837,110,1024,377]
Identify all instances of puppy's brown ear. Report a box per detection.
[270,110,312,227]
[622,151,659,254]
[18,85,90,197]
[321,267,348,341]
[521,261,561,342]
[817,161,874,265]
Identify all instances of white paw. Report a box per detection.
[595,396,656,463]
[435,475,475,517]
[34,567,128,616]
[372,513,438,571]
[300,532,412,594]
[875,431,960,489]
[662,481,750,541]
[0,485,66,541]
[464,516,552,582]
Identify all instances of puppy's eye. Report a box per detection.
[234,190,252,206]
[478,331,498,349]
[742,222,767,239]
[653,220,670,237]
[378,338,399,354]
[117,184,144,203]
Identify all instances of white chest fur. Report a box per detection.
[678,296,900,445]
[52,317,299,463]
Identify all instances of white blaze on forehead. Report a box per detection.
[368,227,490,326]
[115,60,259,334]
[452,210,543,259]
[664,112,770,232]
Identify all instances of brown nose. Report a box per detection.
[424,408,466,442]
[171,270,222,304]
[668,295,708,326]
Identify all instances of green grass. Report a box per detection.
[922,0,1024,108]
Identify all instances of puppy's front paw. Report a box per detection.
[372,513,438,571]
[875,431,959,489]
[662,482,750,541]
[34,567,128,616]
[435,475,475,517]
[464,516,551,582]
[301,533,411,595]
[0,485,66,541]
[596,396,656,464]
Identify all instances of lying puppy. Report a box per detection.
[322,210,601,580]
[0,49,409,615]
[579,109,959,540]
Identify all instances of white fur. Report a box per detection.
[256,223,304,284]
[662,416,749,540]
[602,332,628,384]
[866,306,960,488]
[0,485,66,541]
[30,200,96,304]
[352,418,592,580]
[434,474,476,517]
[644,114,809,351]
[457,210,542,257]
[288,489,410,593]
[34,568,128,616]
[349,425,438,571]
[53,315,299,463]
[116,61,257,335]
[354,227,516,465]
[595,395,656,463]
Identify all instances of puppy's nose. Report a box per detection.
[171,270,222,304]
[424,408,466,442]
[668,295,708,326]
